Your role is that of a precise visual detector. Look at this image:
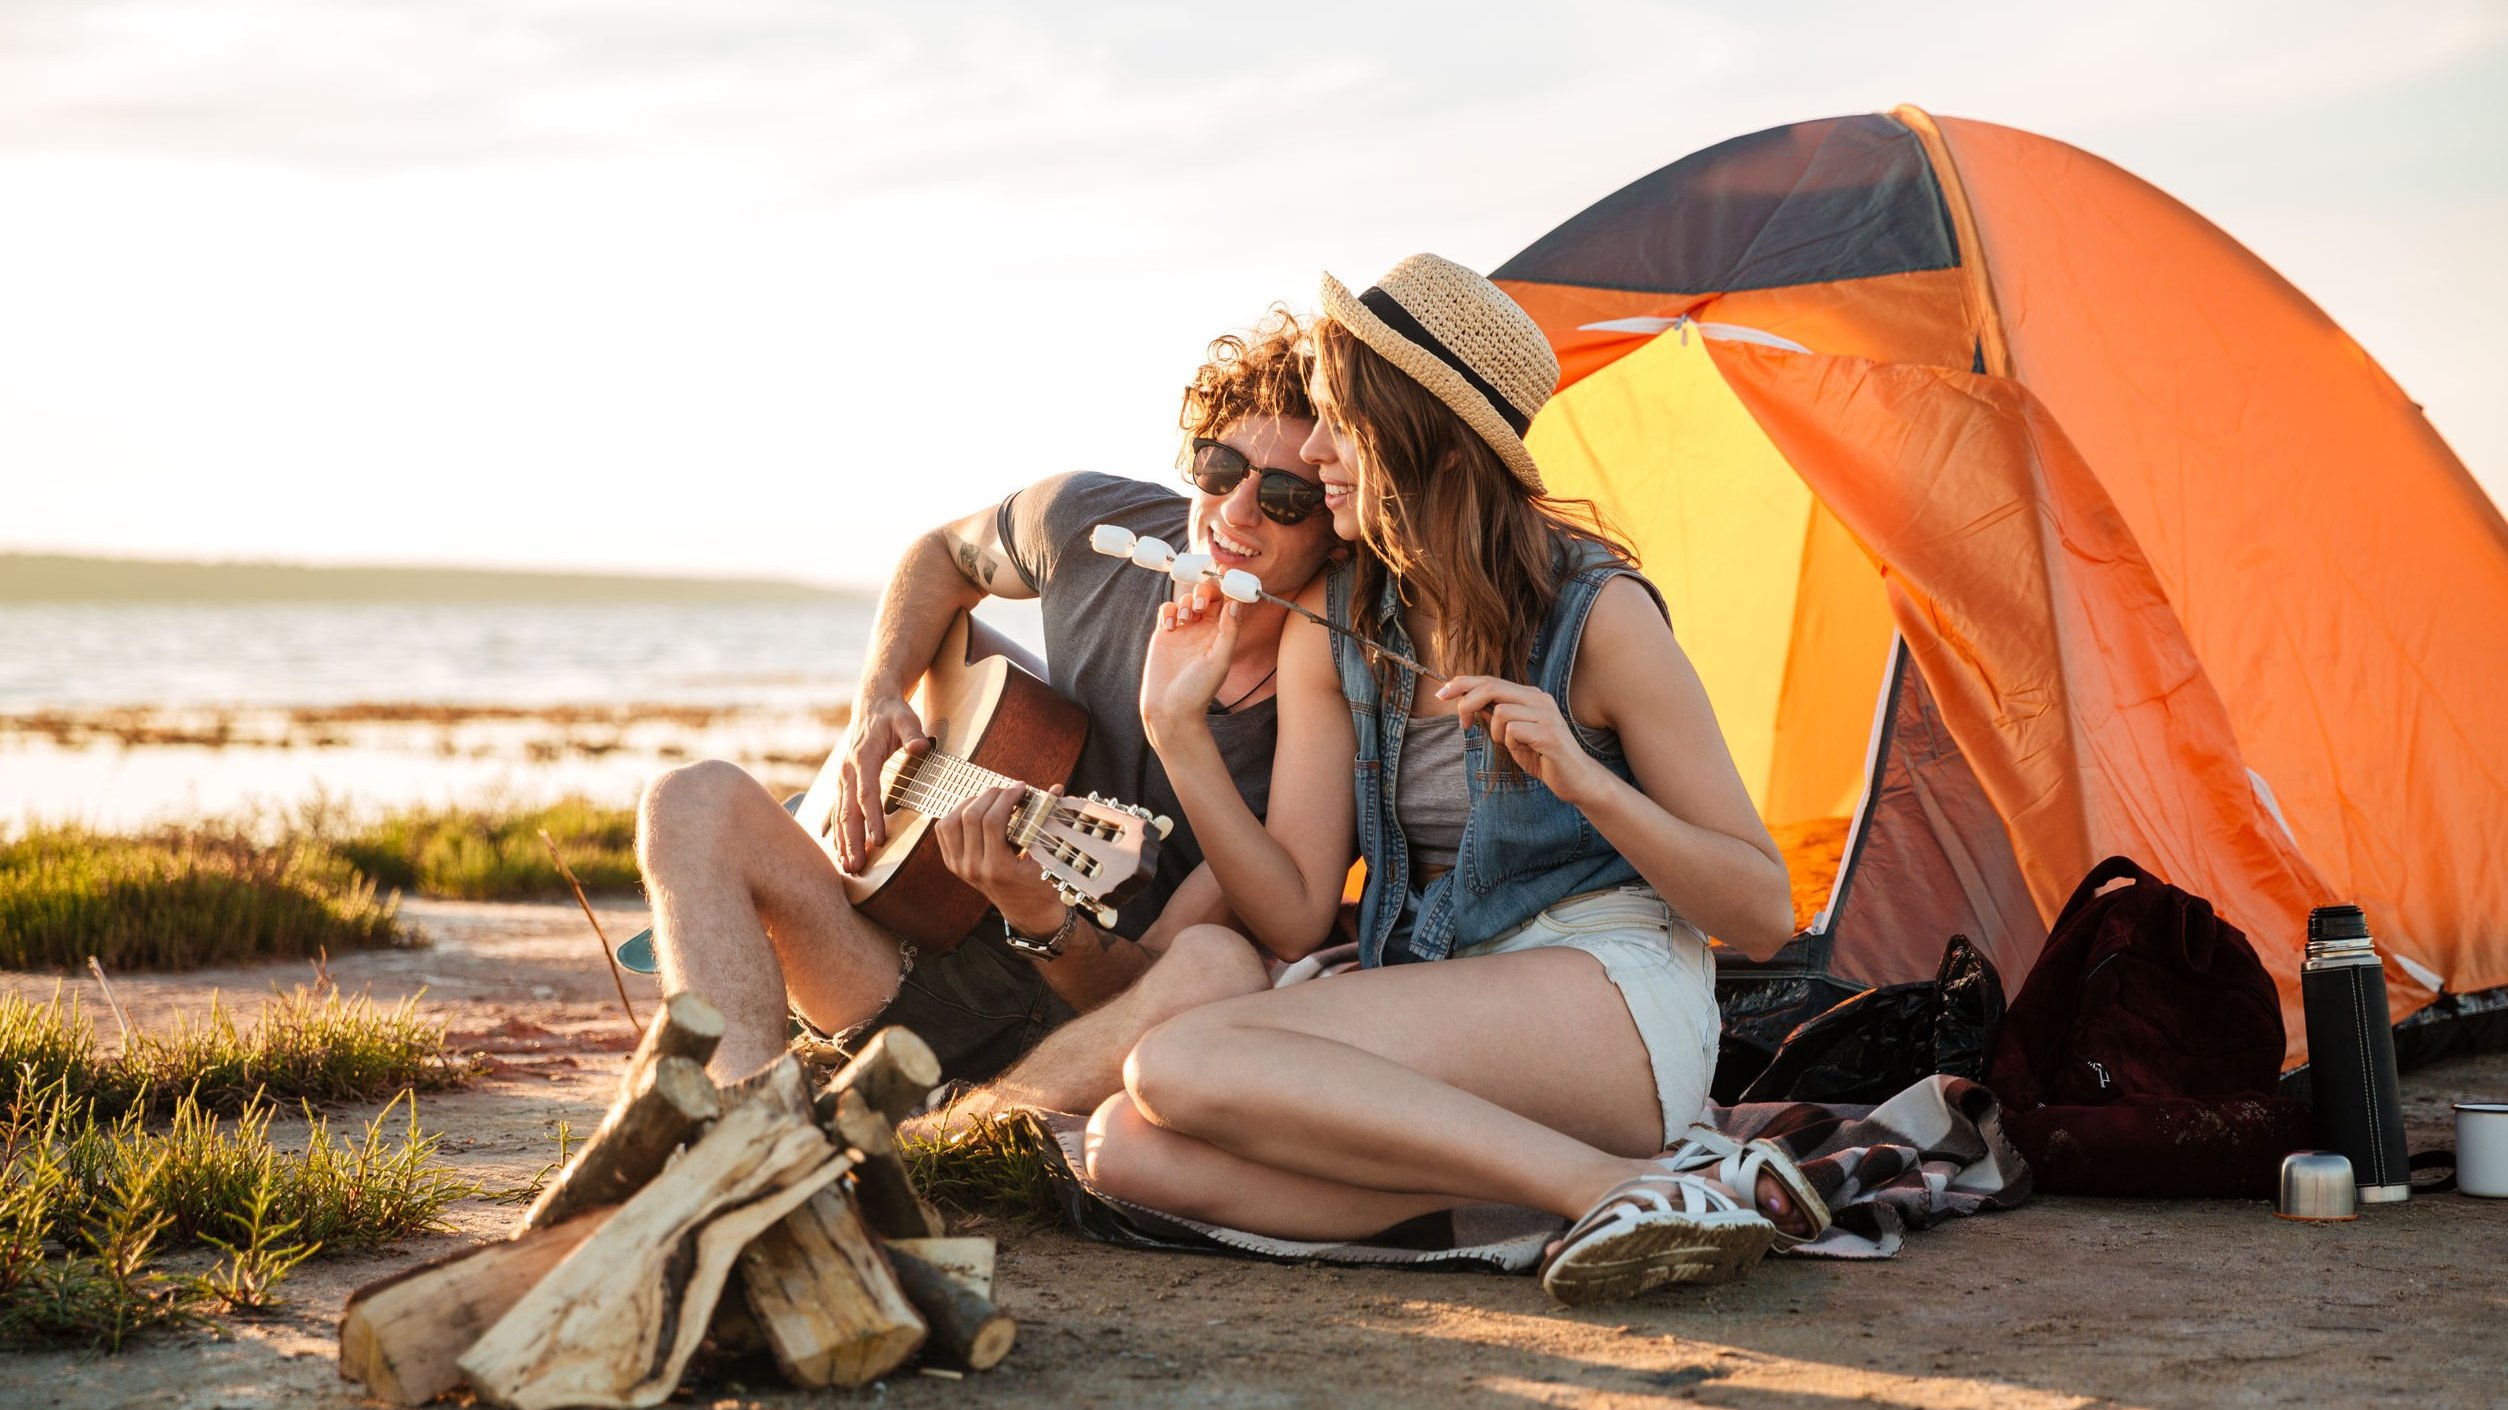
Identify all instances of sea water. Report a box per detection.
[0,598,1047,826]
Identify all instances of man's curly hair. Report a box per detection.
[1179,305,1313,440]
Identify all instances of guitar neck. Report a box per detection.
[888,750,1058,846]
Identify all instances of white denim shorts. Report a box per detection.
[1451,884,1720,1146]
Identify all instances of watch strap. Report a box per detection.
[1002,906,1078,957]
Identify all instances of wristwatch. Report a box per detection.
[1001,906,1078,958]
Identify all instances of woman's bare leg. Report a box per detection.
[1092,944,1812,1241]
[1109,947,1662,1228]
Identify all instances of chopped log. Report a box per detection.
[818,1026,942,1126]
[885,1237,995,1301]
[830,1088,945,1239]
[736,1186,927,1387]
[887,1245,1015,1372]
[719,1054,928,1386]
[641,990,727,1067]
[524,1054,718,1230]
[716,1053,811,1119]
[460,1096,851,1410]
[338,1208,616,1406]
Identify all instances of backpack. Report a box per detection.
[1987,855,2307,1195]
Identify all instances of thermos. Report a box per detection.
[2300,904,2411,1203]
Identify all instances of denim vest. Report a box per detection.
[1327,542,1667,967]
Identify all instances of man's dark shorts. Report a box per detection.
[866,931,1078,1085]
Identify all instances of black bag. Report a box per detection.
[1729,935,2005,1106]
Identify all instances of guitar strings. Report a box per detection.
[882,751,1104,842]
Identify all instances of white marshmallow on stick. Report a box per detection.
[1087,520,1446,682]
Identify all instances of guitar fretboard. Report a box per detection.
[885,749,1060,848]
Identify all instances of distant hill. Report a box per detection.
[0,554,857,604]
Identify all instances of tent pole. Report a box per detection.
[1892,104,2014,380]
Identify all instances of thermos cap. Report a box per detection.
[2277,1150,2359,1220]
[2308,904,2370,941]
[2305,904,2377,969]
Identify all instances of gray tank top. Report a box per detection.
[1396,711,1470,877]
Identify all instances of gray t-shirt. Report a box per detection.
[998,472,1277,939]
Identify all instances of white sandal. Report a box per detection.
[1538,1171,1778,1305]
[1655,1123,1833,1249]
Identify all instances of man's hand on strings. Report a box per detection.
[835,695,926,873]
[933,782,1068,938]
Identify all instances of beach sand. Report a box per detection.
[1,898,2500,1409]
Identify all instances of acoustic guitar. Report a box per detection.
[613,610,1167,973]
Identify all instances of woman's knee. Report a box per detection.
[1081,1093,1174,1205]
[1121,1006,1247,1135]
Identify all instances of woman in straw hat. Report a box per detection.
[1092,254,1827,1303]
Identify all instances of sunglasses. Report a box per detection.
[1180,438,1329,526]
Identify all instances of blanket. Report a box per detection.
[1027,1074,2031,1272]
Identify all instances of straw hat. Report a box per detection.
[1319,253,1558,493]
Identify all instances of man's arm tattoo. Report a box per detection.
[949,534,1002,588]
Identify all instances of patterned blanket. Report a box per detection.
[1029,1074,2031,1272]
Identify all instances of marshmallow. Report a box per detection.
[1218,569,1262,604]
[1089,523,1137,557]
[1129,536,1177,571]
[1169,551,1215,585]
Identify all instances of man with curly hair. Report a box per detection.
[637,311,1340,1106]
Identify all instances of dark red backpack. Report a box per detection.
[1987,856,2308,1195]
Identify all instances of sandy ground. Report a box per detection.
[3,898,2503,1410]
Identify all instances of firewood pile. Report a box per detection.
[339,994,1011,1407]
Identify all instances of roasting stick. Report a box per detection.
[1088,523,1449,685]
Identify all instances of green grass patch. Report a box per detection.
[0,825,408,971]
[0,986,484,1117]
[323,796,639,900]
[0,988,486,1350]
[0,1077,481,1349]
[902,1111,1063,1223]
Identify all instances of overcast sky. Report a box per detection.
[3,1,2501,587]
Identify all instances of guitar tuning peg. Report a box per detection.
[1151,814,1173,839]
[1093,903,1117,928]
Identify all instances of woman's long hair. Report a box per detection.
[1315,319,1632,693]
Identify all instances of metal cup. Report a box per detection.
[2276,1150,2359,1221]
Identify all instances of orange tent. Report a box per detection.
[1493,107,2508,1067]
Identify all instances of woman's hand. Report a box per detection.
[1435,675,1609,805]
[1140,583,1239,750]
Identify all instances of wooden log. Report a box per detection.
[885,1237,995,1301]
[818,1026,942,1126]
[735,1186,927,1388]
[524,1054,718,1230]
[887,1245,1015,1372]
[830,1088,945,1239]
[639,990,726,1069]
[716,1053,811,1120]
[459,1096,851,1410]
[338,1209,615,1406]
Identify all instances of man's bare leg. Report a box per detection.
[909,923,1274,1136]
[637,759,907,1081]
